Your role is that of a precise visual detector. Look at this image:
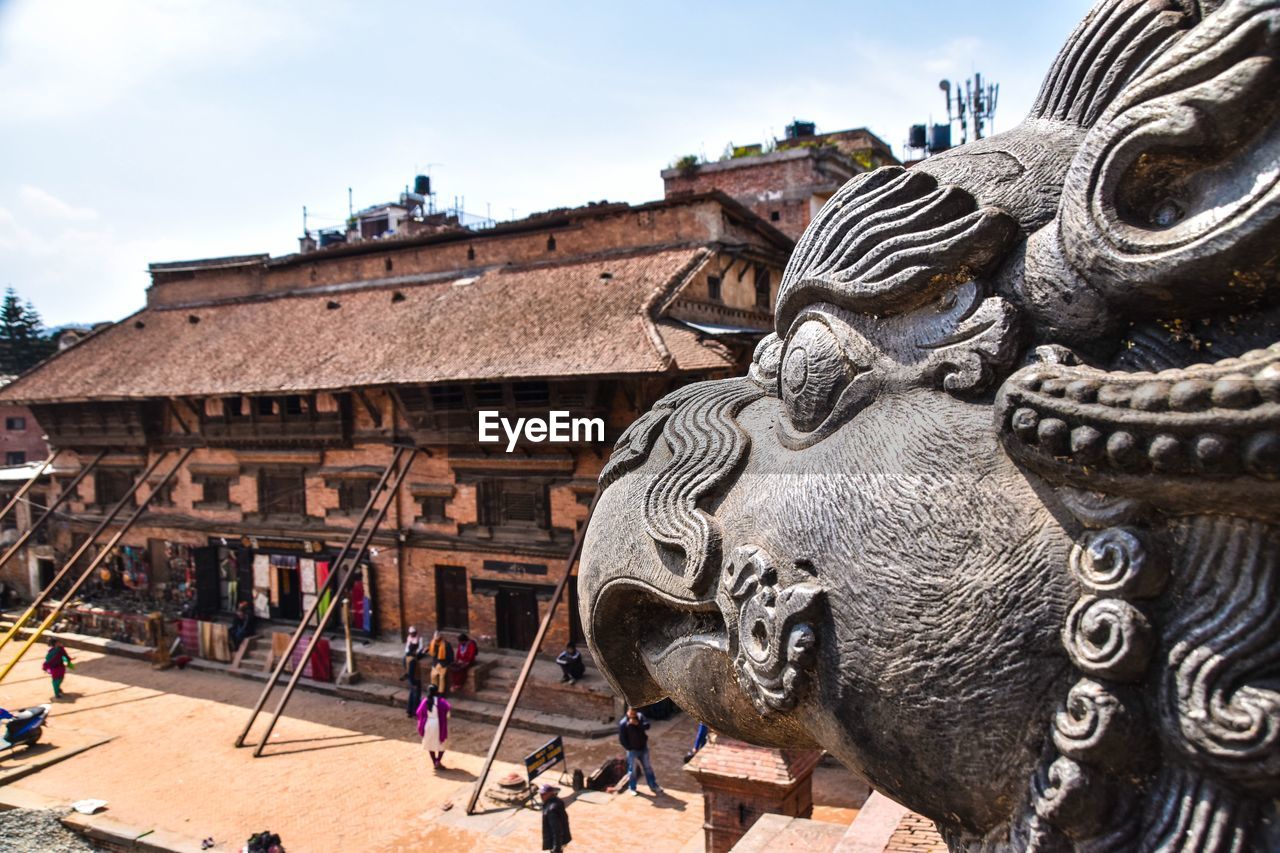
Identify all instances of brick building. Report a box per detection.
[0,190,790,660]
[0,386,49,467]
[662,121,899,240]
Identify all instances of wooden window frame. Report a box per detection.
[256,467,307,519]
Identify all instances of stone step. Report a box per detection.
[730,813,848,853]
[475,688,515,705]
[443,695,616,738]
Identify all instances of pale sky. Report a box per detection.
[0,0,1094,327]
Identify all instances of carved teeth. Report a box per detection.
[1130,382,1170,412]
[1041,379,1069,397]
[1012,408,1040,442]
[1107,431,1141,470]
[1211,375,1259,409]
[1193,434,1231,473]
[1021,373,1048,392]
[1169,379,1213,411]
[1244,432,1279,480]
[1097,384,1132,407]
[1071,426,1104,463]
[1038,418,1071,456]
[1065,380,1100,403]
[1148,434,1184,473]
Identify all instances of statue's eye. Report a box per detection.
[780,320,851,432]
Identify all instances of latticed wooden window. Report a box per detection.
[477,479,548,529]
[419,495,447,523]
[337,478,375,513]
[202,477,231,505]
[259,469,305,516]
[96,469,136,508]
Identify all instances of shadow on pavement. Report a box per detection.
[257,734,385,757]
[50,692,163,717]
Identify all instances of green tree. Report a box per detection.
[0,288,55,375]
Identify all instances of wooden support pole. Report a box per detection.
[466,491,597,815]
[0,450,61,530]
[0,449,151,655]
[0,449,105,616]
[251,449,418,756]
[0,448,193,684]
[234,447,406,748]
[338,595,357,684]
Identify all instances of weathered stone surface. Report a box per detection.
[580,1,1280,849]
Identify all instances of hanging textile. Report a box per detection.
[252,553,271,616]
[350,576,366,632]
[220,550,238,609]
[315,561,331,619]
[177,618,199,655]
[121,546,149,591]
[362,566,373,632]
[252,554,270,588]
[286,631,333,681]
[300,558,316,594]
[167,543,196,609]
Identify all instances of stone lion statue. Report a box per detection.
[577,0,1280,849]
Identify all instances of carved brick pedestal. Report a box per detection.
[684,734,822,853]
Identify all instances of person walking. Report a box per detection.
[555,643,585,684]
[684,722,710,763]
[540,783,571,852]
[426,630,453,696]
[416,684,451,770]
[618,706,663,796]
[405,657,423,718]
[42,637,72,700]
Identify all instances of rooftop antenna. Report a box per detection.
[939,73,998,144]
[347,187,354,221]
[302,205,308,236]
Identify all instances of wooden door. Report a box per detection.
[193,546,221,618]
[496,586,539,650]
[435,565,469,631]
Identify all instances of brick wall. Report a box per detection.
[662,151,849,240]
[685,738,823,853]
[146,196,779,309]
[37,432,609,651]
[885,813,948,852]
[0,405,49,464]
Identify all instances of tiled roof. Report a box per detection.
[684,736,821,787]
[1,247,733,403]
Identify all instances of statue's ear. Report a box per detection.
[1057,0,1280,317]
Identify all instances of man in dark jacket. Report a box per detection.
[618,706,663,796]
[555,643,586,684]
[539,783,571,852]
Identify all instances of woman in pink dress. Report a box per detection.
[42,638,72,699]
[416,684,451,770]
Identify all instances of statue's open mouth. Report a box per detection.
[587,548,827,748]
[589,577,726,706]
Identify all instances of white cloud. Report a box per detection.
[0,0,307,123]
[18,185,97,221]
